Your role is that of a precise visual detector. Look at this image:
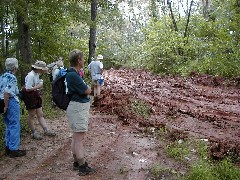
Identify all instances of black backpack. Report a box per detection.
[52,71,71,110]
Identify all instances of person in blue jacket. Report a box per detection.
[0,58,26,158]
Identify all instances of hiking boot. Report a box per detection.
[73,161,79,171]
[5,146,10,156]
[9,149,26,158]
[44,129,56,137]
[32,131,43,140]
[79,162,96,176]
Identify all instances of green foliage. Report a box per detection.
[183,160,218,180]
[28,0,90,63]
[150,164,178,179]
[129,99,151,119]
[193,139,208,159]
[155,128,240,180]
[213,158,240,180]
[0,0,91,66]
[165,140,190,160]
[184,159,240,180]
[136,1,240,78]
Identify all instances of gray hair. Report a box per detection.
[69,49,84,67]
[5,58,18,71]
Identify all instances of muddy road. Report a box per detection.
[0,68,239,180]
[99,69,240,160]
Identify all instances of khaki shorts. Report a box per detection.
[66,101,90,132]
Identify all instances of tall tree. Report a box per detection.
[16,0,32,85]
[89,0,98,64]
[16,0,32,64]
[150,0,158,18]
[201,0,212,20]
[183,0,194,39]
[167,0,178,32]
[0,16,5,58]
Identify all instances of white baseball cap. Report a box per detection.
[96,54,103,60]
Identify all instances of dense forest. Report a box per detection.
[0,0,240,79]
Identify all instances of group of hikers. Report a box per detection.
[0,49,104,176]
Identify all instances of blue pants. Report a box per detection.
[2,98,20,151]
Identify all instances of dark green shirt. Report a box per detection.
[65,68,90,103]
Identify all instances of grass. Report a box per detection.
[129,99,151,119]
[165,140,191,160]
[150,163,179,179]
[183,158,240,180]
[150,127,240,180]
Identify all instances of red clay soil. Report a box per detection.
[0,68,239,180]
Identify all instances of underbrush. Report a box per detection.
[148,127,240,180]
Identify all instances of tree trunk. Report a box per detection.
[0,16,6,57]
[17,13,32,64]
[150,0,158,19]
[16,1,32,86]
[184,0,194,39]
[0,17,4,73]
[201,0,211,20]
[88,0,98,64]
[167,0,178,32]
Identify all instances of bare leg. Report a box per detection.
[27,109,36,132]
[93,85,98,97]
[72,132,85,165]
[96,85,101,96]
[36,107,56,137]
[36,107,48,130]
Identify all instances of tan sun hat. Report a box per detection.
[32,60,48,71]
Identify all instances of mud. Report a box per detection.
[0,68,239,180]
[97,68,240,161]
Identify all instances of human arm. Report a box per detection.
[25,73,43,92]
[3,92,10,114]
[85,86,91,95]
[3,75,18,113]
[25,82,43,92]
[99,61,103,75]
[52,69,60,81]
[100,68,103,75]
[66,72,91,95]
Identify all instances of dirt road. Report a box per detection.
[0,68,239,179]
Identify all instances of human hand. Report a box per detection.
[3,106,8,115]
[38,79,43,87]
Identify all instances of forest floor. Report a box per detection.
[0,68,239,180]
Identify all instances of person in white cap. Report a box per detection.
[47,57,64,82]
[22,60,56,140]
[52,58,65,81]
[0,58,26,157]
[87,54,104,100]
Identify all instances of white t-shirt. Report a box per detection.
[25,70,43,90]
[52,68,60,81]
[88,60,103,80]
